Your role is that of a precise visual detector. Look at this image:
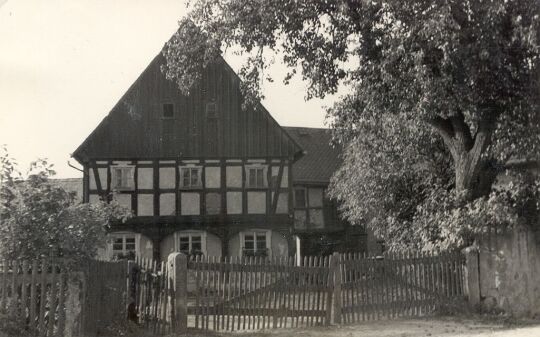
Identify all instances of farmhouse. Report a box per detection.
[72,45,371,262]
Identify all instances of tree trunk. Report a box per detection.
[428,113,496,200]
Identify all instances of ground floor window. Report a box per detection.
[242,231,269,257]
[176,231,206,257]
[110,233,138,260]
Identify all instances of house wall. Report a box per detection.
[228,230,288,258]
[85,159,292,219]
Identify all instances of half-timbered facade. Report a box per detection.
[73,42,368,261]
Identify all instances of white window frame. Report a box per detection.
[245,165,267,188]
[108,232,140,260]
[111,165,135,191]
[240,230,271,257]
[174,231,207,256]
[179,165,202,189]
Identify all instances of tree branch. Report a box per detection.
[449,111,474,152]
[426,117,458,161]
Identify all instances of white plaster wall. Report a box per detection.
[228,234,241,258]
[113,193,131,211]
[247,191,266,214]
[205,192,221,214]
[205,167,221,188]
[226,166,242,187]
[89,168,108,190]
[181,192,200,215]
[160,234,176,262]
[159,167,176,189]
[227,192,242,214]
[89,194,100,204]
[275,193,289,214]
[160,193,176,216]
[138,168,153,189]
[137,194,154,216]
[271,231,289,257]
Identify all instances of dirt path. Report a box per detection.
[212,317,540,337]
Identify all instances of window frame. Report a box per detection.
[179,166,202,189]
[245,165,267,189]
[111,165,135,191]
[174,231,207,256]
[162,103,175,119]
[108,233,140,260]
[294,188,307,209]
[240,230,271,257]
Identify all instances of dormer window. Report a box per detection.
[162,103,174,119]
[112,166,134,190]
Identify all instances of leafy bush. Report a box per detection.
[0,147,131,264]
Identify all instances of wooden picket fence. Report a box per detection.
[339,251,465,323]
[187,255,333,331]
[126,251,467,334]
[0,259,70,337]
[127,257,174,335]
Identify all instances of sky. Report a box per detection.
[0,0,336,178]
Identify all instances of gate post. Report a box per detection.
[168,252,188,333]
[126,261,138,323]
[463,246,481,306]
[329,252,342,325]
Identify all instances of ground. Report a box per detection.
[169,317,540,337]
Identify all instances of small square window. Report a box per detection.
[162,103,174,119]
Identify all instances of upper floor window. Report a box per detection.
[246,166,266,188]
[180,167,202,188]
[112,166,134,190]
[162,103,174,119]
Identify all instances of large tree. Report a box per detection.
[163,0,540,250]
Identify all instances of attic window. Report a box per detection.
[298,130,310,136]
[206,102,218,119]
[162,103,174,119]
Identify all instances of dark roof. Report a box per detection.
[285,127,342,184]
[73,52,302,162]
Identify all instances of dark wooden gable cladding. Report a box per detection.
[73,53,302,162]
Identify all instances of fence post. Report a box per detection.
[462,246,481,306]
[64,275,83,337]
[330,252,342,325]
[168,252,188,333]
[126,260,138,323]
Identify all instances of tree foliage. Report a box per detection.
[163,0,540,251]
[0,148,130,262]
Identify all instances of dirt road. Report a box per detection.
[214,318,540,337]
